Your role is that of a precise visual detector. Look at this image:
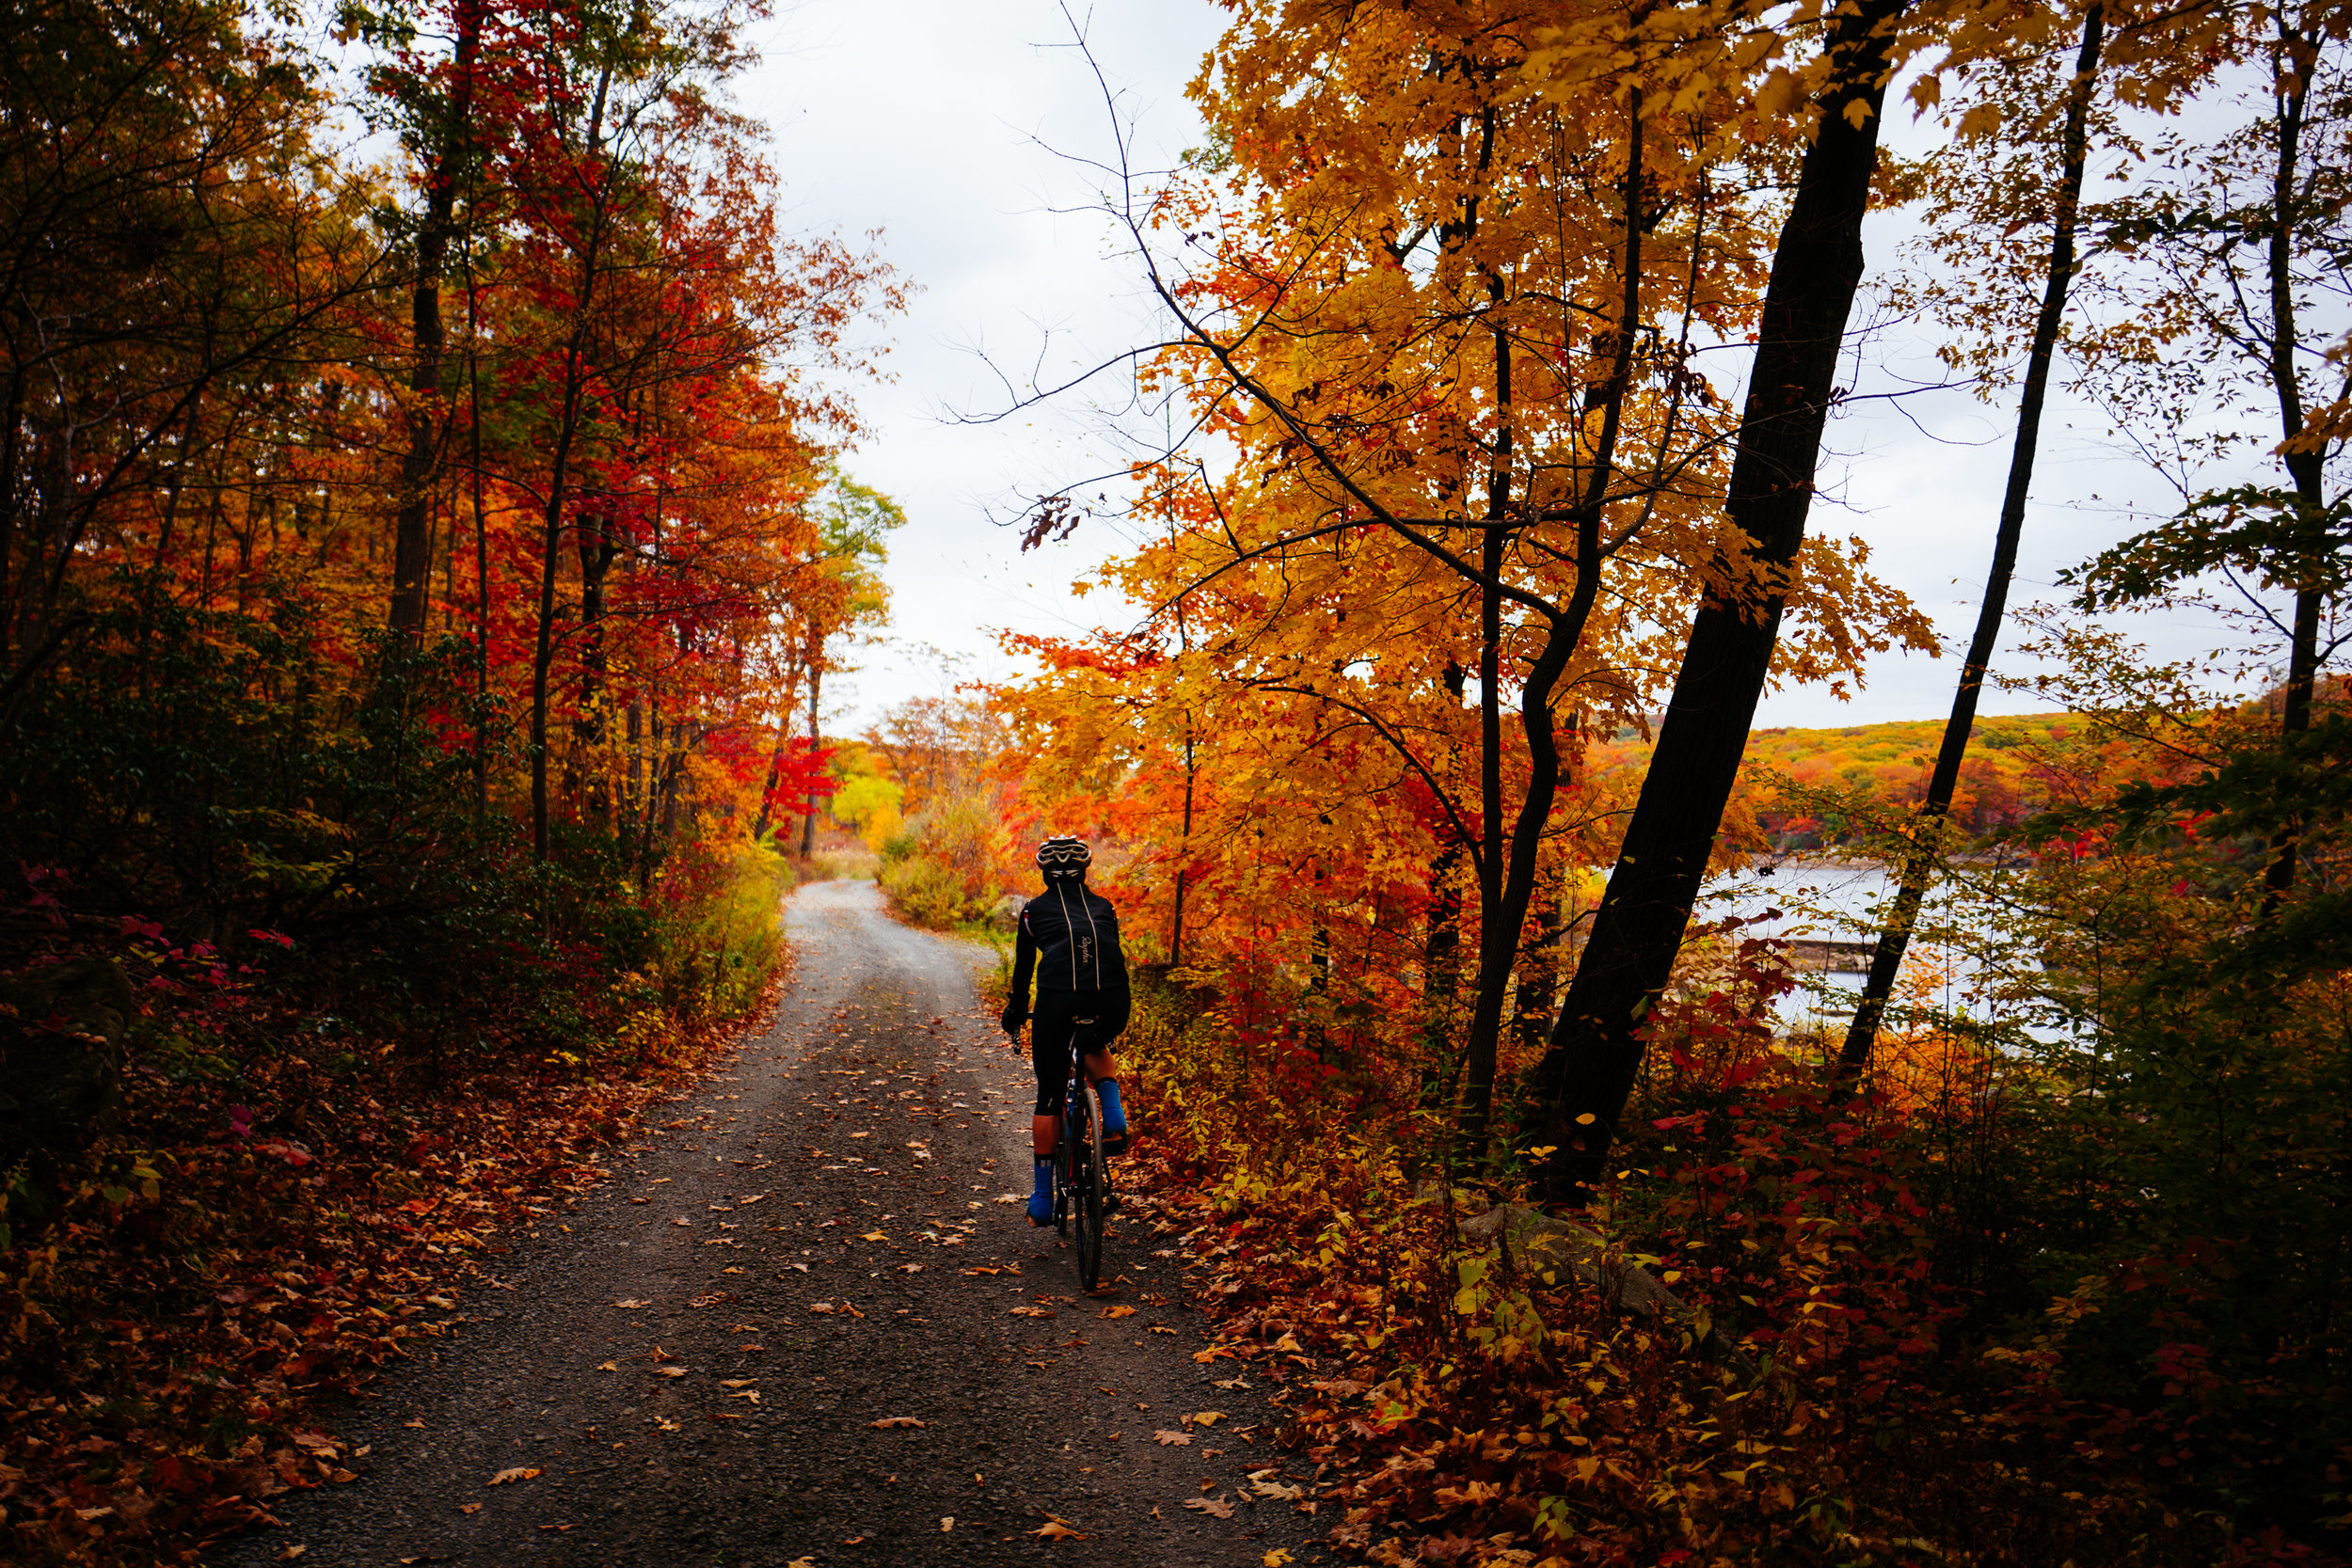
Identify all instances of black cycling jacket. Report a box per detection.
[1002,882,1129,1029]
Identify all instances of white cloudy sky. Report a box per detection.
[739,1,2237,736]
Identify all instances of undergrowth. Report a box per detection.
[1117,970,2313,1568]
[0,846,791,1566]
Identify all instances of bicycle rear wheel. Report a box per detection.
[1074,1081,1106,1291]
[1055,1102,1074,1236]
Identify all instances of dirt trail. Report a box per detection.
[208,879,1327,1567]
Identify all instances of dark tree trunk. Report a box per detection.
[572,509,621,823]
[1514,864,1567,1058]
[389,2,479,641]
[1840,3,2105,1072]
[2261,16,2325,910]
[1459,389,1509,1147]
[798,661,822,857]
[528,62,615,864]
[1532,0,1906,1203]
[749,671,803,844]
[1421,840,1466,1107]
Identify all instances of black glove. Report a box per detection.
[1000,1007,1027,1037]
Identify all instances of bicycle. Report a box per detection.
[1050,1057,1111,1291]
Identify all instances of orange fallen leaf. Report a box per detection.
[1100,1305,1136,1319]
[654,1366,688,1378]
[1031,1517,1088,1540]
[1153,1430,1193,1446]
[1184,1495,1235,1518]
[458,1501,482,1515]
[487,1466,540,1485]
[869,1417,927,1429]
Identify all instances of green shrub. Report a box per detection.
[877,788,1006,929]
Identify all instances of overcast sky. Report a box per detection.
[741,1,2233,736]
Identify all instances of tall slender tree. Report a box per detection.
[1842,2,2109,1072]
[1531,0,1912,1200]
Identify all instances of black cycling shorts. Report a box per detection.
[1030,994,1131,1116]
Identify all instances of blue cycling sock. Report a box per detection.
[1027,1156,1053,1223]
[1095,1079,1126,1134]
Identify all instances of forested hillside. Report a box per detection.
[1584,710,2113,846]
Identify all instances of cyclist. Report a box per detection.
[1000,835,1130,1227]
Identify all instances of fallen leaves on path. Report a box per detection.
[0,971,766,1567]
[1030,1516,1088,1540]
[486,1466,540,1485]
[1153,1430,1194,1446]
[1184,1495,1235,1518]
[1099,1304,1136,1319]
[869,1416,926,1429]
[612,1299,651,1308]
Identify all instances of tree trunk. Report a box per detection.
[1532,0,1906,1202]
[2261,15,2324,910]
[1170,715,1197,964]
[1458,343,1510,1148]
[389,2,479,641]
[1514,864,1567,1057]
[528,61,615,864]
[1454,94,1642,1155]
[749,669,803,843]
[798,661,822,856]
[529,341,589,863]
[572,508,620,825]
[1839,2,2105,1073]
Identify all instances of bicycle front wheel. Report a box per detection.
[1074,1081,1106,1291]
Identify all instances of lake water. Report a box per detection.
[1682,861,2028,1037]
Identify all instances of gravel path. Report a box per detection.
[206,879,1329,1568]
